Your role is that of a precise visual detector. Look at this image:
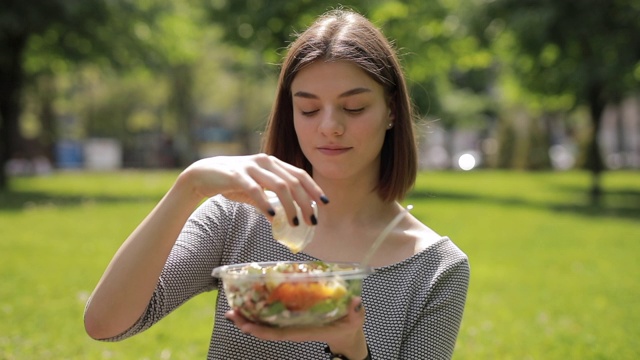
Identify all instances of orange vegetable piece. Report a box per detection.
[268,282,343,311]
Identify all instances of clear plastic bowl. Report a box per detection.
[212,261,372,327]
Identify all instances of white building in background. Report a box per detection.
[83,138,123,170]
[417,95,640,171]
[599,96,640,169]
[417,122,483,171]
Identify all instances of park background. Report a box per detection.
[1,0,639,359]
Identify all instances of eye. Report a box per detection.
[301,109,319,116]
[344,107,365,114]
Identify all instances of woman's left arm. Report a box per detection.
[402,259,471,359]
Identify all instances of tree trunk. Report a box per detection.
[38,75,57,164]
[0,32,27,190]
[170,64,197,166]
[585,84,606,206]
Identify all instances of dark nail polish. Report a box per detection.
[293,216,299,226]
[310,214,317,225]
[268,208,276,217]
[320,195,330,204]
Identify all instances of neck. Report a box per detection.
[314,176,398,226]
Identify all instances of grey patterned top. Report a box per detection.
[102,195,470,359]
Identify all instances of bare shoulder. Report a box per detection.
[406,216,443,255]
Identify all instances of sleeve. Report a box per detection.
[101,197,234,341]
[399,257,470,359]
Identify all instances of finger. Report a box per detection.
[227,309,330,343]
[219,155,295,219]
[246,322,326,342]
[275,157,330,206]
[226,310,289,341]
[225,310,258,334]
[348,297,366,324]
[226,304,365,345]
[242,164,298,224]
[354,301,364,314]
[259,156,326,226]
[251,157,315,226]
[221,169,276,219]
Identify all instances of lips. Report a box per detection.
[317,145,352,156]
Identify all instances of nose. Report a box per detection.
[318,108,345,136]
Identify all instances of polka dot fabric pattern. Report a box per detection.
[98,195,470,359]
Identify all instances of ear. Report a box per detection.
[386,108,395,130]
[387,99,396,122]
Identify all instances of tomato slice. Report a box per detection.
[267,282,344,311]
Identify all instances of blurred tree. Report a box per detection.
[199,1,387,155]
[472,0,640,204]
[74,2,211,166]
[0,0,170,189]
[202,0,496,166]
[208,0,496,124]
[370,1,493,118]
[369,0,496,167]
[201,1,372,64]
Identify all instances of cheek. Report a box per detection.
[293,117,312,147]
[363,115,390,150]
[293,116,304,136]
[358,113,390,138]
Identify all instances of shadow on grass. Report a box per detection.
[0,189,161,211]
[3,182,638,220]
[408,187,640,221]
[549,184,640,219]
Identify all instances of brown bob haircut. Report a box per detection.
[262,9,418,202]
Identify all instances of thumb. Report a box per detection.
[353,297,364,313]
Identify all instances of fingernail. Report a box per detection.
[355,303,363,312]
[320,195,330,204]
[293,216,299,226]
[268,208,276,217]
[310,214,317,225]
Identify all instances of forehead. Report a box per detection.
[291,60,383,96]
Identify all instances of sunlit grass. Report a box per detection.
[0,169,638,359]
[409,170,639,359]
[0,171,213,360]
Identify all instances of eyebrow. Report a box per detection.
[293,87,372,99]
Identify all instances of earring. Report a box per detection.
[387,123,394,129]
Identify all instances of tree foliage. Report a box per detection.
[200,0,372,64]
[201,0,495,127]
[2,0,639,198]
[0,1,106,187]
[471,0,640,202]
[0,0,207,187]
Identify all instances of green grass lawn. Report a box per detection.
[1,170,638,359]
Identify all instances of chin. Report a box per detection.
[312,165,352,180]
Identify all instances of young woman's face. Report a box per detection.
[291,60,393,182]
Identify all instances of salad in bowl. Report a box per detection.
[212,261,372,327]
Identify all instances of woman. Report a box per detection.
[84,9,470,360]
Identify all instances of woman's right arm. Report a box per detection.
[83,171,205,340]
[83,155,326,340]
